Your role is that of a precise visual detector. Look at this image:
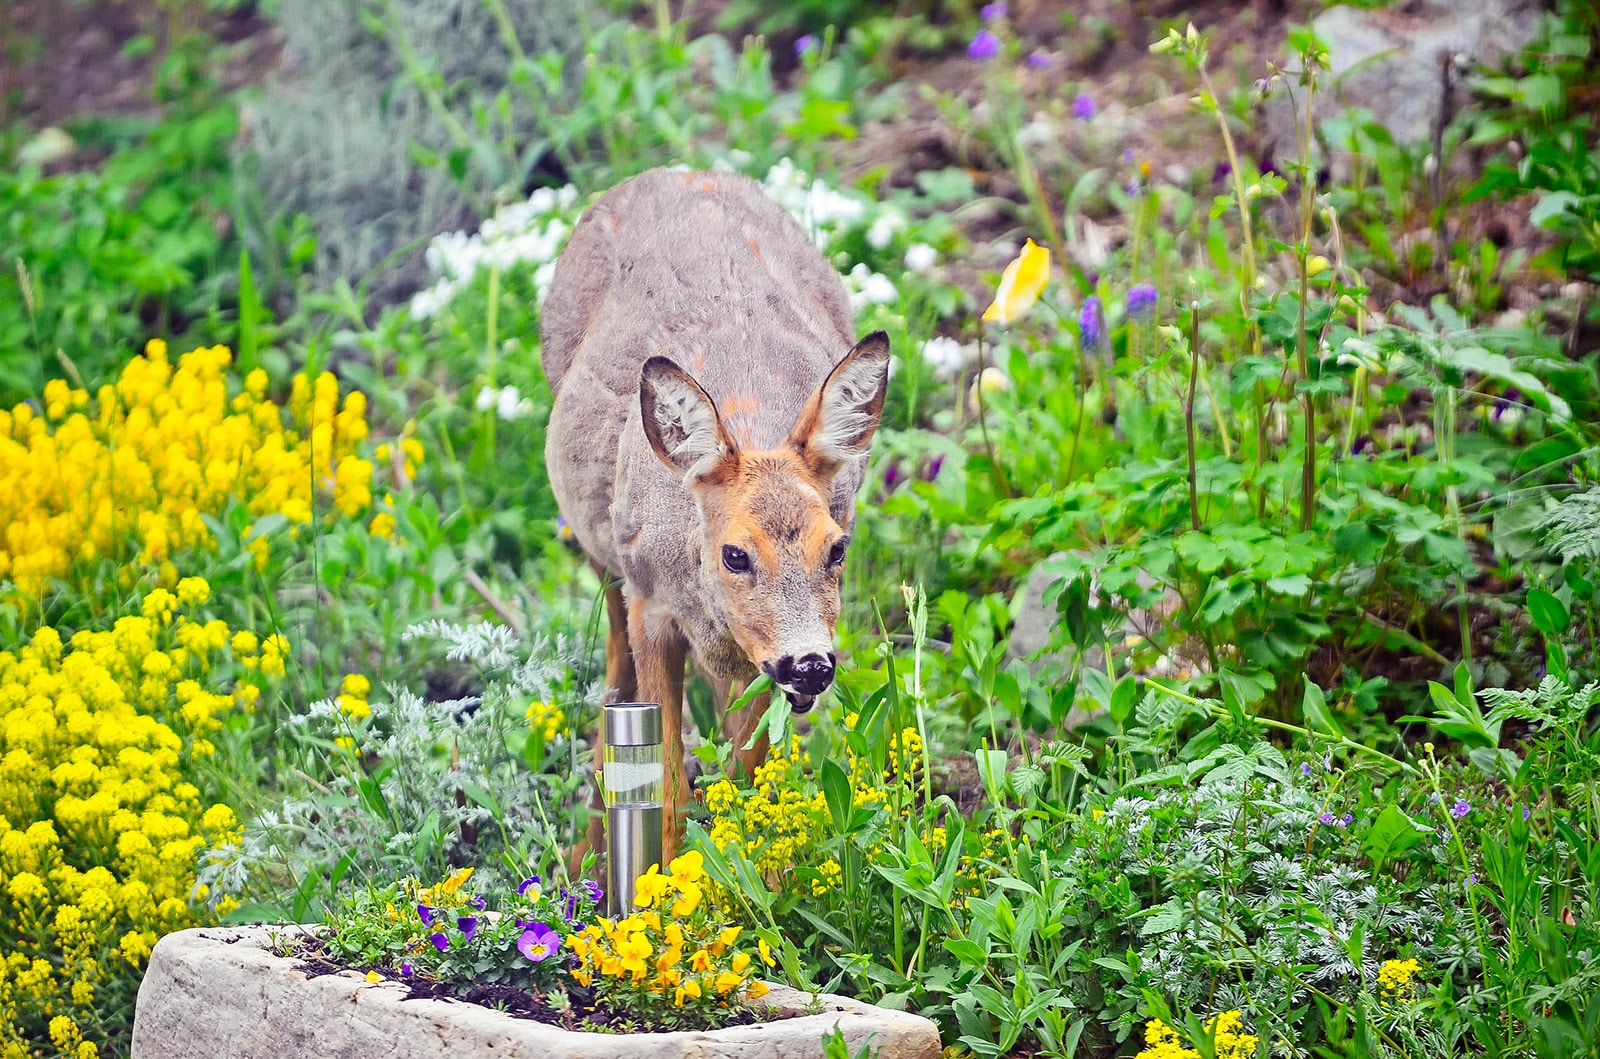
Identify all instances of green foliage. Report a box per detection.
[0,100,238,404]
[1468,1,1600,282]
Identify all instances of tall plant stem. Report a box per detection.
[1293,72,1320,531]
[1185,301,1203,532]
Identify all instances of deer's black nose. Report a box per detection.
[775,652,835,697]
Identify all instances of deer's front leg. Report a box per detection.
[627,600,689,866]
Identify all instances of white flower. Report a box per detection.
[921,336,965,376]
[866,214,899,249]
[477,385,534,420]
[862,272,898,304]
[903,243,938,272]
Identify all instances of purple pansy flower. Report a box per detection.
[400,962,413,977]
[518,876,541,898]
[429,932,449,952]
[980,2,1007,20]
[457,916,479,942]
[416,904,437,926]
[795,34,818,57]
[1072,93,1096,120]
[472,896,487,910]
[968,29,1000,61]
[517,922,560,963]
[1026,49,1049,69]
[1127,283,1158,320]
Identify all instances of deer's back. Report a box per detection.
[541,168,855,408]
[541,169,858,583]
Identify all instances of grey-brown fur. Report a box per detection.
[542,168,868,679]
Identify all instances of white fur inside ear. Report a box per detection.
[812,349,888,462]
[649,373,727,479]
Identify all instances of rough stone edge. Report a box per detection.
[132,925,942,1059]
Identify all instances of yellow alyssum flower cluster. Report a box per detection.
[0,585,268,1059]
[0,339,404,597]
[1376,957,1423,1002]
[525,700,565,743]
[568,852,773,1019]
[706,735,828,878]
[705,724,956,900]
[1136,1011,1259,1059]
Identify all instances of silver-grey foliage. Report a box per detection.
[242,0,592,306]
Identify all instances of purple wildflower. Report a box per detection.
[795,34,818,58]
[922,454,945,482]
[1080,296,1104,350]
[416,904,437,926]
[1123,147,1136,163]
[517,922,560,963]
[518,876,541,898]
[1341,812,1354,827]
[980,2,1007,20]
[1300,762,1313,778]
[883,460,902,490]
[457,916,479,942]
[1127,283,1158,321]
[1072,93,1096,121]
[968,29,1000,61]
[429,932,449,952]
[1467,872,1478,886]
[1026,49,1050,69]
[1523,806,1532,821]
[1319,812,1337,826]
[1451,799,1471,819]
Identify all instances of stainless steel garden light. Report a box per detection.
[601,702,664,917]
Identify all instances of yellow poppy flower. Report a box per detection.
[982,239,1051,325]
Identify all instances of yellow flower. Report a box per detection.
[364,971,382,983]
[713,971,745,995]
[675,979,702,1006]
[982,238,1051,325]
[633,866,671,909]
[746,979,769,1000]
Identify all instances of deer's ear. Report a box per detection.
[640,357,741,484]
[787,331,891,479]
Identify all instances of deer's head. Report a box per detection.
[639,332,890,711]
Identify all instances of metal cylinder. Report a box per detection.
[607,805,662,917]
[603,702,662,747]
[602,702,664,917]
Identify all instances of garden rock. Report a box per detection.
[1265,0,1540,149]
[132,926,942,1059]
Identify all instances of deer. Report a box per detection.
[540,167,891,868]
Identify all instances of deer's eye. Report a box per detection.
[827,536,850,568]
[722,545,751,574]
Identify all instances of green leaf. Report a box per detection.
[1361,805,1429,872]
[237,247,260,374]
[819,758,852,835]
[943,937,989,968]
[1527,587,1570,636]
[1301,675,1343,739]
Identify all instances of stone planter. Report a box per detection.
[132,926,942,1059]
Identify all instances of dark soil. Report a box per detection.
[292,940,796,1035]
[3,0,280,139]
